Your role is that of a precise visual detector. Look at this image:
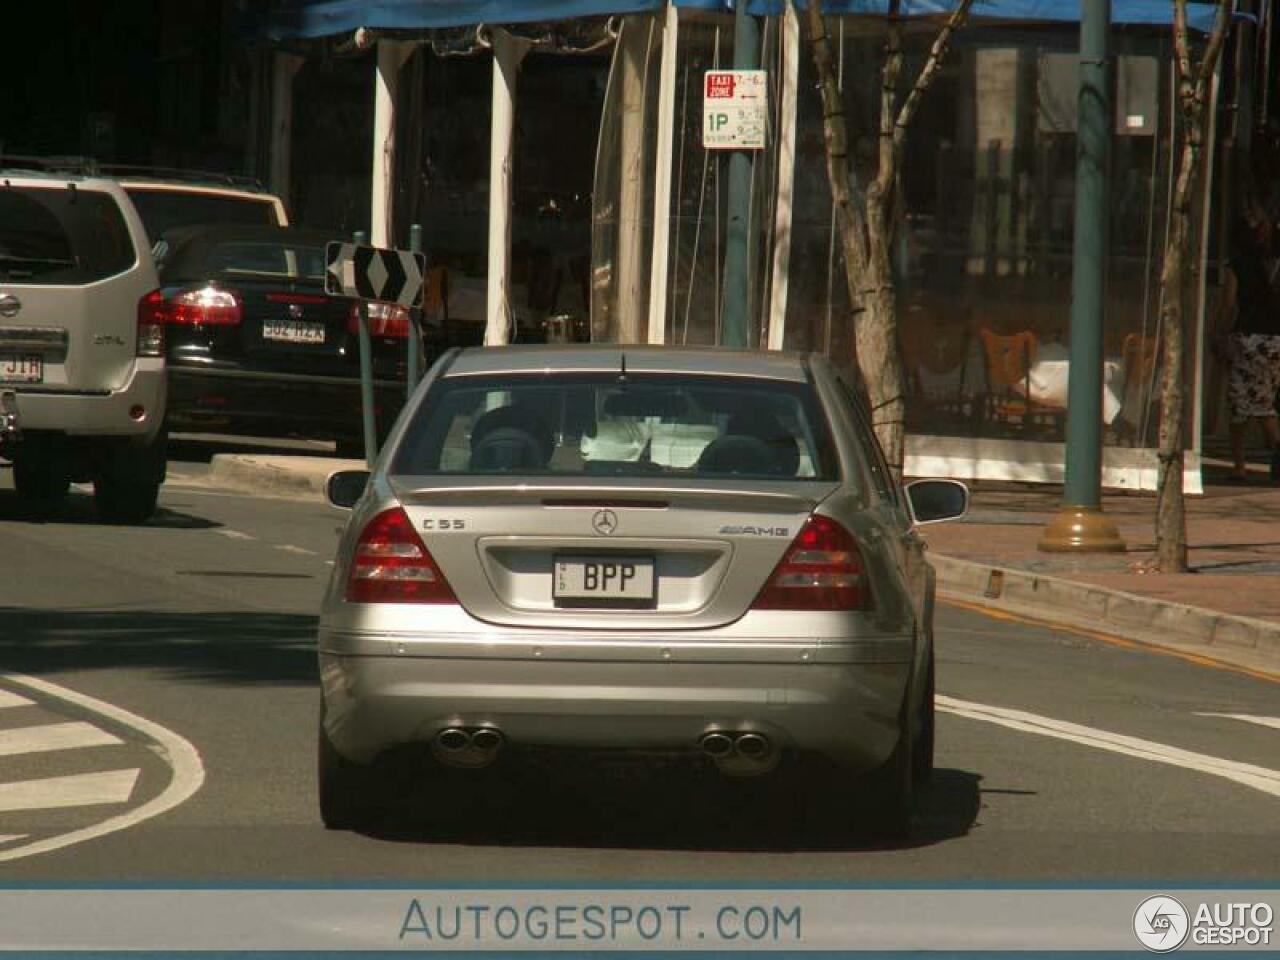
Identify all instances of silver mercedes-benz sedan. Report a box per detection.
[317,345,967,838]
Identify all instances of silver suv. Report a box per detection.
[0,171,166,522]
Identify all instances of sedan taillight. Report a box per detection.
[165,285,243,327]
[349,302,411,338]
[347,507,456,604]
[751,515,871,611]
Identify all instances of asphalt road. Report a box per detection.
[0,445,1275,882]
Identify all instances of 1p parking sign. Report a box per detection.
[703,69,768,150]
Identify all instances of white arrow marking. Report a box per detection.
[0,770,139,812]
[0,690,33,710]
[0,722,120,757]
[938,695,1280,798]
[1194,713,1280,731]
[0,673,204,863]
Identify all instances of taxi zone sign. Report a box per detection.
[703,69,768,150]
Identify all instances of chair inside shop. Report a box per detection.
[978,327,1065,435]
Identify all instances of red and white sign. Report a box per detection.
[703,69,768,150]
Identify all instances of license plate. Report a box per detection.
[263,319,326,344]
[0,355,42,383]
[554,555,655,608]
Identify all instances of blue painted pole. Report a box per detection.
[408,223,423,397]
[353,230,377,468]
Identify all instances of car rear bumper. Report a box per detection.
[2,360,165,440]
[167,365,402,438]
[318,637,910,770]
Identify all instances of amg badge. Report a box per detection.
[719,525,790,537]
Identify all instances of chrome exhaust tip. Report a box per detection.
[700,731,735,758]
[436,727,471,752]
[735,732,770,759]
[470,727,504,752]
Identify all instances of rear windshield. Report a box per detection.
[202,241,326,281]
[124,188,277,241]
[392,373,837,481]
[0,186,135,284]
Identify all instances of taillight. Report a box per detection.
[346,507,456,604]
[348,302,411,337]
[751,515,870,611]
[137,289,166,356]
[166,285,242,326]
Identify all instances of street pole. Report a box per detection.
[719,1,759,349]
[408,222,423,396]
[353,230,378,469]
[1039,0,1125,552]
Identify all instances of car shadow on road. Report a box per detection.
[0,489,221,530]
[0,608,318,687]
[363,763,982,853]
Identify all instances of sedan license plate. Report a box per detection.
[0,355,42,383]
[263,318,326,344]
[554,555,655,608]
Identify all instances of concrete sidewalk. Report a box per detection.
[204,452,1280,678]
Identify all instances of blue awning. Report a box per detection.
[263,0,1226,41]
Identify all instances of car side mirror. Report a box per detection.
[326,469,370,509]
[905,478,969,525]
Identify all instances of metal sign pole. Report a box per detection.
[353,230,378,468]
[408,223,423,396]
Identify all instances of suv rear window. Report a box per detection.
[124,189,277,241]
[392,373,838,480]
[0,186,135,284]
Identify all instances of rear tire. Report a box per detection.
[913,651,935,787]
[318,717,369,830]
[94,435,165,524]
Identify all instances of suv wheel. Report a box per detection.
[94,435,165,524]
[12,441,72,516]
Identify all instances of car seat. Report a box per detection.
[469,406,554,472]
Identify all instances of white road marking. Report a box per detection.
[0,722,120,757]
[0,835,28,845]
[938,695,1280,799]
[0,673,205,863]
[0,770,139,812]
[1195,712,1280,731]
[216,530,255,541]
[0,690,34,710]
[275,544,316,556]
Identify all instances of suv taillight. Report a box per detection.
[751,515,871,611]
[349,302,411,338]
[165,285,242,327]
[137,290,166,356]
[346,507,456,604]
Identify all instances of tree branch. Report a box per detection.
[894,0,976,151]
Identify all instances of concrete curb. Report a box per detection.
[207,454,355,500]
[931,552,1280,674]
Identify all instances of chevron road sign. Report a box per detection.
[324,242,426,308]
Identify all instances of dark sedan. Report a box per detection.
[151,224,424,452]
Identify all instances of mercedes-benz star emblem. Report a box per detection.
[591,509,618,536]
[287,304,304,319]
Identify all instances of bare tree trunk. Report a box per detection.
[1154,0,1230,572]
[804,0,972,478]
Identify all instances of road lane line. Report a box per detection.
[937,695,1280,798]
[275,544,317,556]
[0,722,121,757]
[216,529,255,541]
[0,770,139,812]
[0,673,205,863]
[0,835,28,845]
[1195,712,1280,731]
[0,690,33,710]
